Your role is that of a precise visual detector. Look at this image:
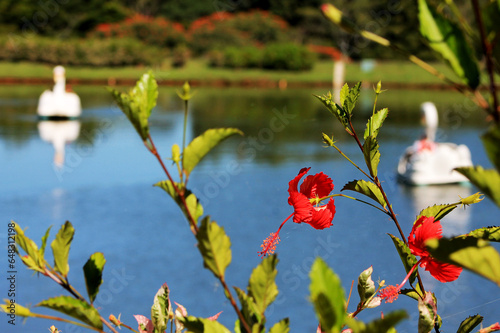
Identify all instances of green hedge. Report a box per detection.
[0,36,164,66]
[262,43,316,71]
[208,43,315,71]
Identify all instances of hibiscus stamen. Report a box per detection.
[258,213,293,258]
[378,262,419,303]
[258,232,280,258]
[379,284,400,303]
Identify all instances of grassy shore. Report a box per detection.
[0,59,460,86]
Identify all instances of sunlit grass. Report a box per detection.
[0,59,464,86]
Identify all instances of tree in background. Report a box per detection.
[0,0,128,37]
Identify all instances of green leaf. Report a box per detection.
[426,236,500,286]
[343,82,361,115]
[345,310,407,333]
[482,124,500,171]
[314,93,352,134]
[417,0,480,89]
[364,108,389,140]
[456,315,483,333]
[83,252,106,304]
[40,226,52,258]
[234,287,259,327]
[309,258,346,333]
[180,316,231,333]
[269,318,290,333]
[248,254,279,316]
[389,234,418,285]
[362,136,380,177]
[416,203,457,221]
[19,255,44,274]
[13,222,45,273]
[467,226,500,242]
[357,266,376,304]
[183,128,243,178]
[37,296,102,329]
[196,217,231,278]
[155,181,204,223]
[455,166,500,207]
[51,221,74,277]
[342,179,387,208]
[339,83,349,107]
[418,292,437,333]
[151,283,170,333]
[155,180,183,202]
[109,71,158,141]
[181,316,231,333]
[185,193,204,223]
[400,288,420,301]
[1,299,33,317]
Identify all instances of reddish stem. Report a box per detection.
[146,135,252,332]
[472,0,499,122]
[146,135,199,234]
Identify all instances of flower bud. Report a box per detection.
[459,192,484,206]
[172,144,181,164]
[109,314,121,327]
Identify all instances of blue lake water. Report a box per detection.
[1,85,499,332]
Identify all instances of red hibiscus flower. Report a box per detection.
[288,167,336,229]
[379,216,462,303]
[408,216,462,283]
[259,167,335,257]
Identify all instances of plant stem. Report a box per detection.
[373,176,426,294]
[181,99,189,179]
[146,135,199,234]
[45,268,84,300]
[101,316,120,333]
[472,0,499,123]
[348,119,365,153]
[328,142,373,181]
[220,277,252,333]
[118,322,140,333]
[345,280,354,311]
[347,113,428,296]
[33,313,103,332]
[147,136,251,332]
[444,0,474,37]
[332,194,389,215]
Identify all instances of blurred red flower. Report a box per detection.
[408,216,462,282]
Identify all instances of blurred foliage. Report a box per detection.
[0,0,454,60]
[0,0,129,37]
[208,43,316,70]
[89,14,186,49]
[0,35,164,66]
[262,43,316,70]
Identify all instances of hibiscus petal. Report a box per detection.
[423,258,462,282]
[288,167,311,198]
[289,192,313,223]
[300,172,334,198]
[309,198,335,229]
[408,216,442,258]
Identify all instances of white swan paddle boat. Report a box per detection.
[397,102,472,185]
[37,66,81,119]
